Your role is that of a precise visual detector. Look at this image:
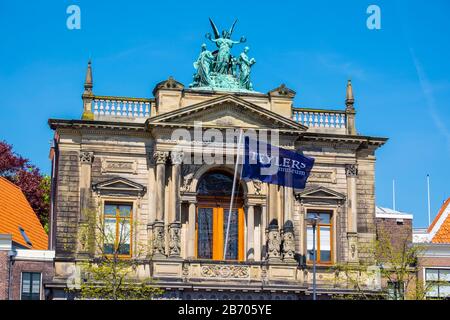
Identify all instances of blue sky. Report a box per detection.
[0,0,449,227]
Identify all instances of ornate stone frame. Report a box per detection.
[295,186,346,265]
[91,177,147,258]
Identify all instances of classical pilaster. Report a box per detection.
[346,163,359,264]
[261,205,267,261]
[170,151,183,222]
[246,205,255,261]
[267,184,281,262]
[183,194,196,259]
[153,151,168,257]
[79,151,94,221]
[281,186,296,263]
[153,151,168,222]
[168,151,183,258]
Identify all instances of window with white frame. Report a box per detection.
[425,268,450,299]
[21,272,41,300]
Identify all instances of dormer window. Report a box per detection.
[19,226,33,247]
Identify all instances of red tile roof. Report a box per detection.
[428,197,450,244]
[0,177,48,249]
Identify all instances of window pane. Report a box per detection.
[306,227,317,261]
[307,212,331,224]
[104,218,116,254]
[104,204,117,216]
[439,284,450,298]
[31,273,41,293]
[31,273,41,300]
[223,209,239,260]
[426,269,439,281]
[439,269,450,282]
[426,285,439,297]
[197,208,213,259]
[197,172,243,197]
[22,273,31,294]
[118,219,131,255]
[319,226,331,262]
[118,205,132,217]
[319,213,331,224]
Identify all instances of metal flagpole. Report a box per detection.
[392,179,396,211]
[427,174,431,226]
[224,128,244,260]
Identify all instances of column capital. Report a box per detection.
[170,151,184,165]
[79,151,94,164]
[153,151,169,164]
[345,164,358,177]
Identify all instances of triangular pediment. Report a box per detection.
[296,186,345,201]
[92,177,146,196]
[148,95,307,132]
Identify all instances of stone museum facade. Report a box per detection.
[46,22,387,299]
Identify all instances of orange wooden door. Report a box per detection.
[196,201,245,261]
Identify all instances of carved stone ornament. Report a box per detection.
[168,223,181,257]
[201,265,249,279]
[101,159,137,174]
[267,227,281,260]
[170,151,184,165]
[153,151,169,165]
[308,169,337,184]
[79,151,94,164]
[180,164,201,193]
[282,230,296,261]
[152,223,166,256]
[253,179,262,195]
[345,164,358,177]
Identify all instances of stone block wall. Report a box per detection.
[54,151,80,257]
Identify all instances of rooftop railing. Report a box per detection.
[292,108,347,133]
[88,95,350,133]
[92,96,152,121]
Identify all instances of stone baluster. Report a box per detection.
[99,100,105,115]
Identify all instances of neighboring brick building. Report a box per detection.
[0,177,55,300]
[375,206,413,250]
[414,198,450,299]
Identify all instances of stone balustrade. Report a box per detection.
[292,108,347,133]
[92,96,151,122]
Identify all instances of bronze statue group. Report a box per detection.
[191,18,256,91]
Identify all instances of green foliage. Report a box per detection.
[70,207,163,300]
[78,258,163,300]
[40,175,51,233]
[375,227,422,300]
[331,228,442,300]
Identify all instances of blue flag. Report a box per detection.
[241,137,315,189]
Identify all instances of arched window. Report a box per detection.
[196,171,245,261]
